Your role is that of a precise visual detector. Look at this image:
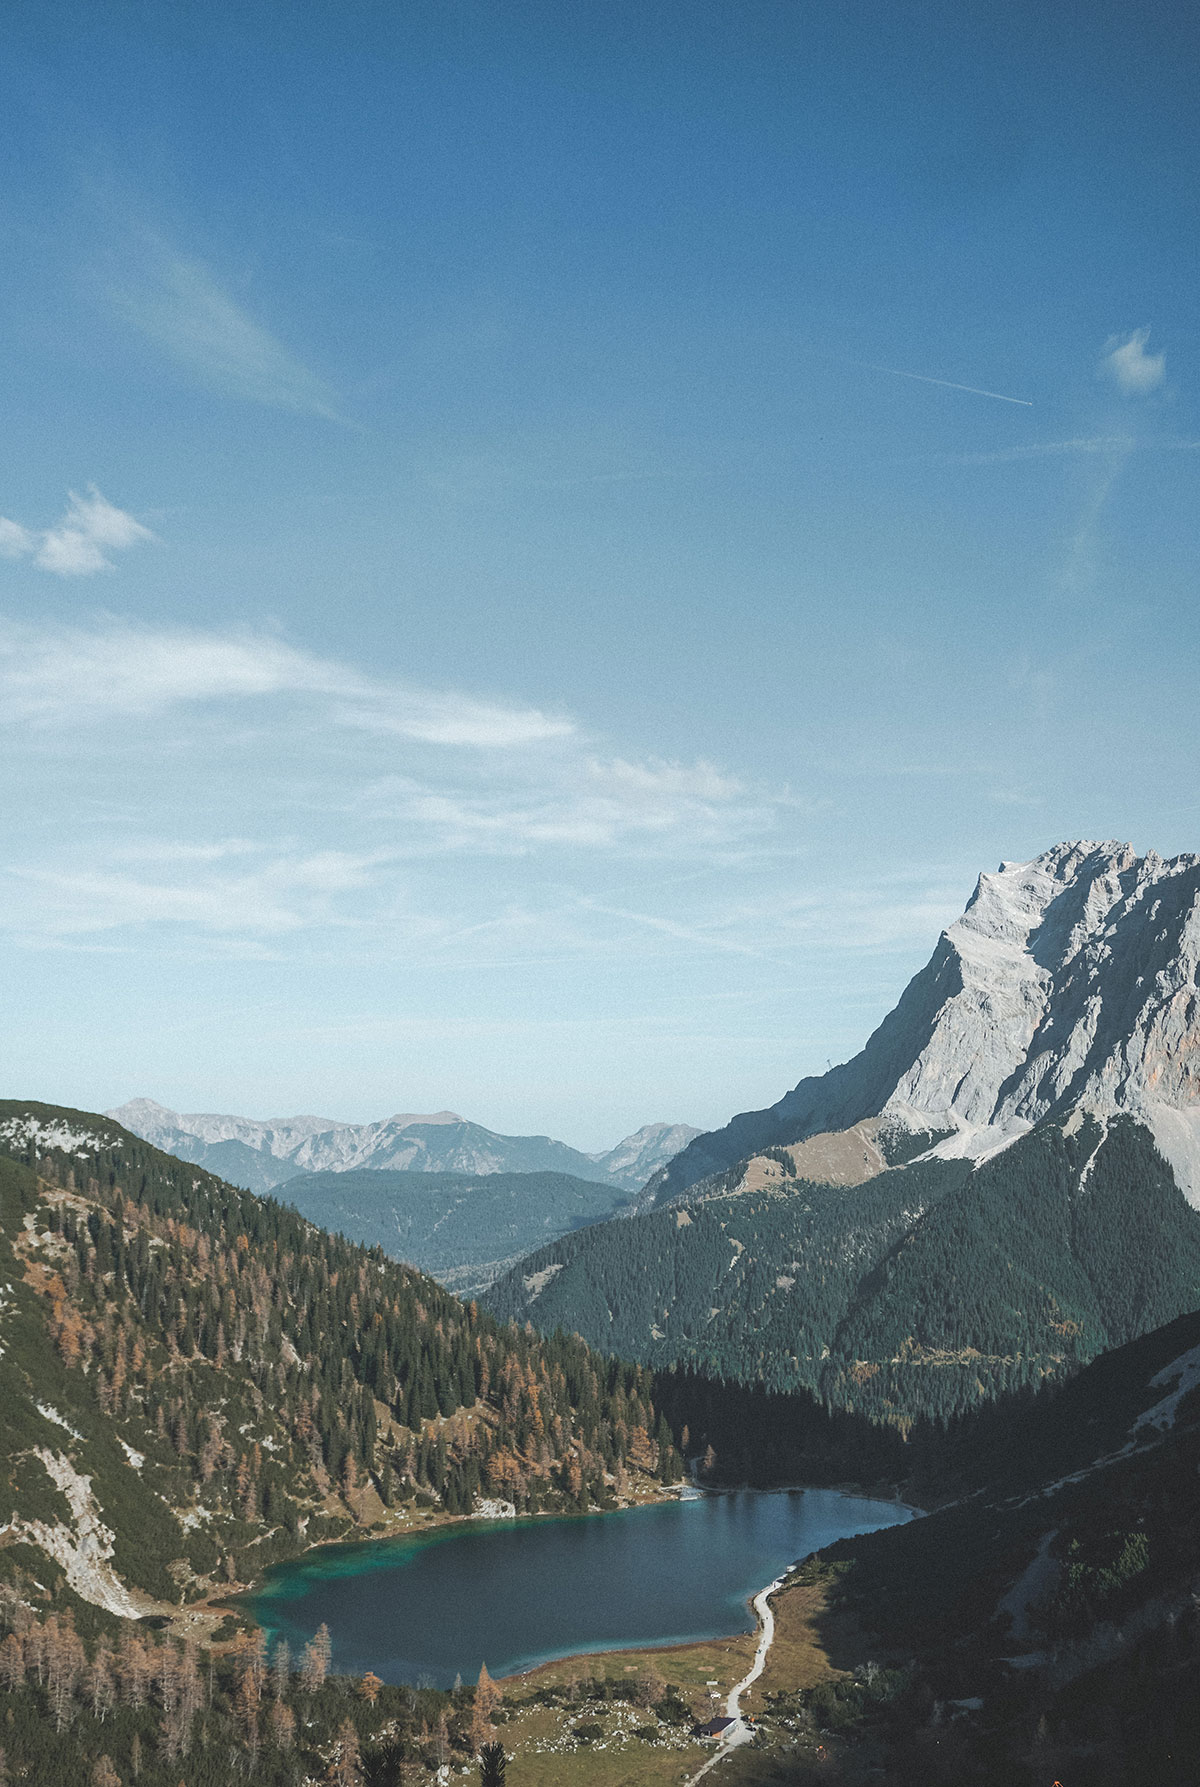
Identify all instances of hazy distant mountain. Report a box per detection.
[589,1120,701,1187]
[107,1097,699,1195]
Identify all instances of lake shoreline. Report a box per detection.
[211,1477,918,1656]
[240,1484,916,1689]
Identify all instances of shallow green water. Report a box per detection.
[247,1488,913,1685]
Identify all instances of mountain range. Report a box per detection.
[5,838,1200,1786]
[2,1094,1196,1785]
[486,842,1200,1421]
[107,1098,699,1196]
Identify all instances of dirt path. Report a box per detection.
[684,1574,784,1784]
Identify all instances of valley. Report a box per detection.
[278,1166,635,1297]
[4,845,1200,1785]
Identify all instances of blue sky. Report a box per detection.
[2,0,1198,1145]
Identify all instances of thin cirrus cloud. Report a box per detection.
[0,487,154,576]
[364,756,767,852]
[108,239,340,419]
[0,618,780,947]
[0,619,573,748]
[1099,328,1165,396]
[4,849,387,939]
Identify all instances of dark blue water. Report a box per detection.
[247,1489,913,1685]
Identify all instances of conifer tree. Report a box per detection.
[478,1742,507,1786]
[302,1623,333,1692]
[330,1717,364,1786]
[471,1661,499,1749]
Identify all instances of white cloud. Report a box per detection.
[339,690,574,748]
[0,618,785,952]
[110,242,339,419]
[0,618,571,746]
[0,519,36,558]
[4,848,384,938]
[0,488,154,577]
[362,754,769,853]
[1099,328,1165,396]
[588,757,743,803]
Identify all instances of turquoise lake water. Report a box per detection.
[246,1488,914,1685]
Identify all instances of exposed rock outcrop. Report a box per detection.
[651,842,1200,1208]
[0,1450,148,1618]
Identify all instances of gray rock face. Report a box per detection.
[106,1099,696,1194]
[651,841,1200,1208]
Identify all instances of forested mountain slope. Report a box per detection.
[789,1304,1200,1784]
[280,1165,633,1296]
[485,1115,1200,1422]
[0,1102,682,1627]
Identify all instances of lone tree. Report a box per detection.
[478,1742,507,1786]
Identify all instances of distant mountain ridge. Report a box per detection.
[649,840,1200,1209]
[280,1166,634,1298]
[107,1098,699,1195]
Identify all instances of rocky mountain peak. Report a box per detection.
[652,840,1200,1207]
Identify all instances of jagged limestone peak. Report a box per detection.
[654,841,1200,1207]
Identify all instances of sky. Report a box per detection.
[2,0,1199,1147]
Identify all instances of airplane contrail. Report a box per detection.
[861,361,1033,406]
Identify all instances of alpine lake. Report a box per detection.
[245,1488,914,1686]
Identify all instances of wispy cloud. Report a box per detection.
[336,692,577,749]
[0,618,789,955]
[654,870,970,959]
[360,755,767,854]
[935,435,1136,467]
[920,435,1200,470]
[1099,327,1165,396]
[0,487,154,576]
[4,849,385,938]
[109,237,339,418]
[1059,440,1133,594]
[0,619,572,746]
[580,899,781,961]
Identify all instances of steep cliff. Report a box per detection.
[650,841,1200,1208]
